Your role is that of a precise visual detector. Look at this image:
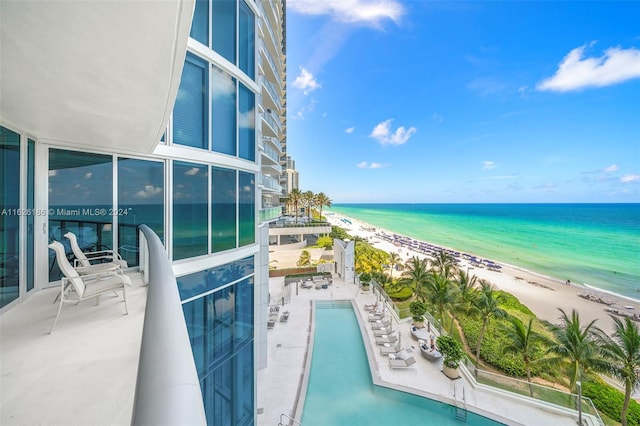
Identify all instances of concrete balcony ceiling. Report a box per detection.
[0,0,194,154]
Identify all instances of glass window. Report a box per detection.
[118,157,164,267]
[190,0,209,46]
[0,126,20,307]
[212,0,236,64]
[179,257,255,426]
[26,139,35,292]
[177,256,253,301]
[211,66,237,156]
[239,1,255,79]
[172,161,208,260]
[173,53,208,149]
[211,167,237,252]
[48,149,113,282]
[238,172,254,246]
[238,83,255,161]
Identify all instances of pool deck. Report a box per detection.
[257,274,598,426]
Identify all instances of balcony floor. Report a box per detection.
[1,272,146,425]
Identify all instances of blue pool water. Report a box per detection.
[301,302,504,425]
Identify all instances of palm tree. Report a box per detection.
[454,269,478,313]
[547,308,609,391]
[430,249,458,279]
[288,188,301,224]
[400,256,430,301]
[315,192,332,220]
[388,252,401,279]
[502,317,553,397]
[600,315,640,426]
[301,190,315,221]
[471,281,507,366]
[424,271,458,332]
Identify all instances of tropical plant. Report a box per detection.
[501,317,553,396]
[471,281,507,365]
[454,269,478,313]
[424,271,458,332]
[314,192,332,220]
[400,256,430,301]
[437,334,464,369]
[354,240,389,274]
[288,188,302,224]
[409,301,428,323]
[430,249,458,279]
[388,252,401,279]
[301,190,315,221]
[546,308,610,391]
[599,315,640,426]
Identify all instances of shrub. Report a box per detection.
[387,287,413,301]
[437,335,464,369]
[317,235,333,249]
[359,272,372,284]
[583,377,640,426]
[297,250,311,266]
[409,301,428,322]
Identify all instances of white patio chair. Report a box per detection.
[64,231,128,274]
[48,241,128,334]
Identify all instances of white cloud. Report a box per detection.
[345,127,355,134]
[369,119,416,145]
[537,43,640,92]
[357,161,387,169]
[621,174,640,183]
[84,172,93,179]
[49,170,57,177]
[136,185,162,199]
[294,98,317,120]
[293,66,321,95]
[288,0,405,26]
[482,161,496,170]
[603,164,619,173]
[185,167,200,176]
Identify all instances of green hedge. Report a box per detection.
[388,287,413,301]
[583,378,640,426]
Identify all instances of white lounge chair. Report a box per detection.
[48,241,128,334]
[389,351,416,369]
[410,325,430,341]
[375,331,399,345]
[371,318,391,329]
[64,231,128,274]
[373,326,392,336]
[379,339,403,356]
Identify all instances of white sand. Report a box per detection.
[326,212,640,336]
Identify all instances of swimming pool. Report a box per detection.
[300,301,504,426]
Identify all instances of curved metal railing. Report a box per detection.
[131,225,206,425]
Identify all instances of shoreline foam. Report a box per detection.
[327,210,640,335]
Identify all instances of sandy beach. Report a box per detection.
[326,212,640,336]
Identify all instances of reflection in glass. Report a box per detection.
[27,139,35,292]
[239,0,255,80]
[48,149,113,281]
[191,0,209,46]
[118,157,164,267]
[212,167,236,252]
[0,126,20,307]
[173,161,208,260]
[212,0,236,64]
[238,172,255,246]
[238,83,255,161]
[174,53,208,149]
[211,66,237,156]
[178,257,254,425]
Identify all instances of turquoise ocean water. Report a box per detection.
[330,204,640,301]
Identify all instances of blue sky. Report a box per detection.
[285,1,640,203]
